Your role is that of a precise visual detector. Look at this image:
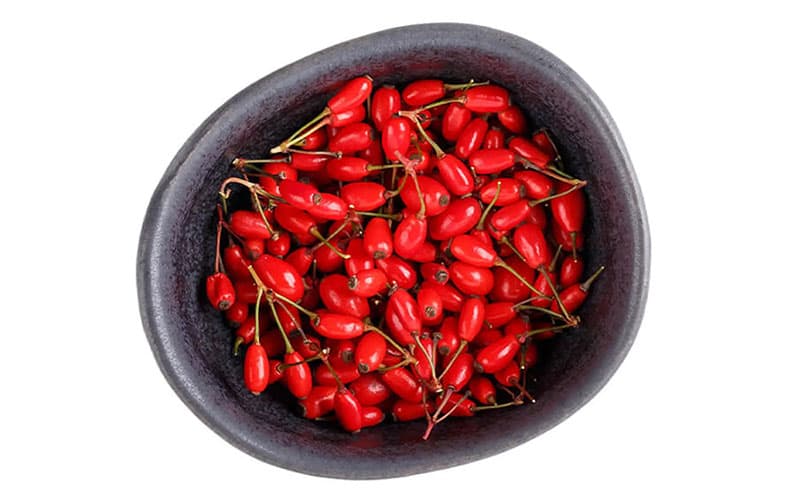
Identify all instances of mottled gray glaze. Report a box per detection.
[137,23,649,479]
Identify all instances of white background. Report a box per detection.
[1,1,798,498]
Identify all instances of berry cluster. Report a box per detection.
[205,75,603,437]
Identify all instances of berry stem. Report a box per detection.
[539,267,575,323]
[438,340,467,380]
[520,322,576,340]
[253,287,264,346]
[265,296,293,353]
[519,159,582,185]
[528,180,587,207]
[309,227,351,259]
[495,260,547,297]
[476,181,502,230]
[442,79,489,91]
[273,108,332,153]
[580,266,606,292]
[473,400,523,411]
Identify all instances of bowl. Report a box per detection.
[137,23,650,479]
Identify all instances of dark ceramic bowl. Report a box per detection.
[137,23,649,479]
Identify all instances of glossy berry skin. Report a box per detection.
[234,316,258,346]
[551,183,587,234]
[449,262,494,296]
[319,274,370,318]
[381,367,423,402]
[463,85,510,112]
[552,284,589,314]
[307,192,348,221]
[329,123,373,154]
[349,373,391,406]
[420,282,464,312]
[442,102,472,141]
[326,156,371,181]
[244,343,269,395]
[382,116,412,161]
[229,210,272,239]
[280,179,319,210]
[420,262,449,284]
[478,178,524,206]
[497,105,527,134]
[206,272,235,311]
[483,128,505,149]
[328,339,356,370]
[314,363,361,386]
[360,406,384,428]
[273,204,315,237]
[298,386,337,419]
[411,336,435,381]
[375,256,417,289]
[441,352,474,391]
[514,170,553,200]
[469,148,516,174]
[475,335,520,374]
[253,254,304,302]
[417,286,444,326]
[483,301,516,329]
[435,154,474,196]
[554,224,585,252]
[328,76,373,114]
[392,400,430,422]
[355,331,387,373]
[388,289,422,335]
[405,240,437,263]
[455,118,489,159]
[330,104,366,128]
[268,359,284,383]
[384,300,414,346]
[224,301,249,327]
[402,79,445,106]
[344,238,373,276]
[348,268,388,298]
[399,175,451,216]
[490,199,531,232]
[340,182,388,211]
[371,86,401,131]
[531,129,558,160]
[223,246,252,281]
[513,223,551,270]
[560,256,585,287]
[509,136,551,168]
[334,389,363,432]
[312,312,365,340]
[429,197,481,240]
[450,234,497,268]
[314,242,346,273]
[458,298,486,342]
[393,215,427,259]
[437,317,460,355]
[363,218,393,259]
[469,376,496,404]
[288,151,330,172]
[283,351,313,399]
[437,394,475,417]
[242,238,264,260]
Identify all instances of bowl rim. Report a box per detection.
[137,22,650,479]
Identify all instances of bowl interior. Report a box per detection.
[139,24,648,479]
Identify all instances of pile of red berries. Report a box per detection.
[205,75,603,437]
